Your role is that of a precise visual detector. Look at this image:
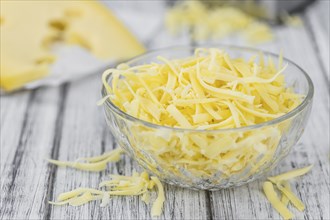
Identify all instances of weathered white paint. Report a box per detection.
[0,2,329,220]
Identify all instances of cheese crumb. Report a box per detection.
[263,181,294,220]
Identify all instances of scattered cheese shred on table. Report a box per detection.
[263,165,313,219]
[49,171,165,217]
[268,165,313,183]
[276,182,305,211]
[48,148,124,172]
[165,1,273,43]
[102,48,302,181]
[280,181,291,207]
[150,176,165,217]
[263,181,294,220]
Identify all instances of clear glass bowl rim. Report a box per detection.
[101,45,314,133]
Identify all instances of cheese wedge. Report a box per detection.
[0,1,145,91]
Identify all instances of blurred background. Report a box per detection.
[1,0,325,92]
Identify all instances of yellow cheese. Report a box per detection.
[101,48,302,180]
[263,165,313,219]
[263,181,294,220]
[166,104,192,128]
[49,171,165,217]
[0,1,145,91]
[141,191,151,204]
[150,176,165,217]
[280,181,291,207]
[48,148,124,172]
[105,48,298,129]
[276,182,305,211]
[244,22,274,44]
[165,1,273,43]
[268,165,313,183]
[280,12,303,27]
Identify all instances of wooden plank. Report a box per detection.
[0,86,65,219]
[0,91,31,215]
[0,91,30,175]
[305,0,330,81]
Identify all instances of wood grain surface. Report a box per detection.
[0,1,329,220]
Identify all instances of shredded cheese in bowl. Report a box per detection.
[101,46,313,190]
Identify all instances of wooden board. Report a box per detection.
[1,1,329,219]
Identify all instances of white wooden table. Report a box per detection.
[1,1,329,219]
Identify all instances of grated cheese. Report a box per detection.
[263,165,313,219]
[268,165,313,183]
[49,171,165,217]
[150,176,165,217]
[276,182,305,211]
[280,181,291,207]
[101,48,302,181]
[48,148,124,172]
[263,181,294,220]
[165,1,273,43]
[280,12,303,27]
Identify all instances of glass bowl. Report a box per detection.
[101,45,314,190]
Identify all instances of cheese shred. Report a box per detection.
[150,176,165,217]
[263,165,313,219]
[280,181,291,207]
[165,1,273,43]
[49,171,165,217]
[268,165,313,183]
[263,181,294,220]
[48,148,124,172]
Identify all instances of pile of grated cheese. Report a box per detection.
[102,48,302,180]
[104,48,301,128]
[165,1,273,43]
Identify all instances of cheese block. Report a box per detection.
[0,1,145,91]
